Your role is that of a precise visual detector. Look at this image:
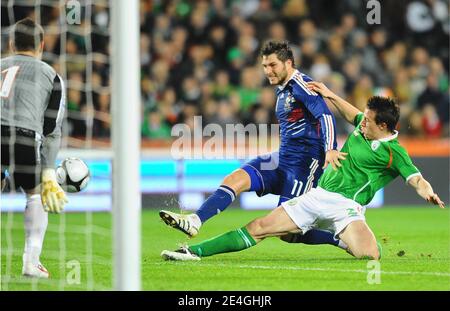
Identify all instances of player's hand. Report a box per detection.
[307,81,335,99]
[323,149,347,170]
[426,193,445,209]
[41,168,68,213]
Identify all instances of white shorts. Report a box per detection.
[281,187,366,238]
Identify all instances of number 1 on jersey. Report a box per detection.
[1,66,20,98]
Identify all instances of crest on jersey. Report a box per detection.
[371,140,380,151]
[287,198,298,206]
[284,94,294,111]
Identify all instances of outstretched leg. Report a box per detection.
[160,168,251,237]
[161,205,299,260]
[280,229,348,250]
[196,168,250,223]
[337,220,380,260]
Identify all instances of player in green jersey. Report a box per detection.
[161,81,445,262]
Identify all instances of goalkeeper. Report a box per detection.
[1,18,67,278]
[161,83,445,261]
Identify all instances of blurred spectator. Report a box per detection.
[417,74,447,111]
[429,57,449,92]
[208,99,239,134]
[422,104,442,138]
[158,88,180,126]
[370,28,389,55]
[298,38,317,70]
[178,103,199,133]
[233,0,259,18]
[141,109,172,139]
[67,89,86,137]
[402,110,424,137]
[310,54,332,82]
[208,22,232,69]
[342,56,361,94]
[324,73,352,135]
[386,42,408,73]
[151,59,170,94]
[350,30,379,76]
[187,5,210,45]
[244,103,271,127]
[202,99,218,124]
[268,21,287,42]
[326,34,346,71]
[152,14,172,43]
[282,0,308,19]
[171,26,188,62]
[393,68,413,106]
[212,70,234,100]
[236,66,261,113]
[181,76,202,103]
[258,86,276,123]
[298,19,320,42]
[140,33,152,66]
[417,74,449,129]
[227,47,246,86]
[352,75,374,112]
[411,47,431,80]
[211,0,230,19]
[94,93,111,137]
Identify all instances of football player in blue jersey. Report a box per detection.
[160,40,348,250]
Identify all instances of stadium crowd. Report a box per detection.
[2,0,449,141]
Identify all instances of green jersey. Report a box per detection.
[318,113,420,205]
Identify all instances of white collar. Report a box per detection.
[277,69,299,91]
[377,130,398,142]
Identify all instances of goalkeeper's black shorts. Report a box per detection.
[1,125,41,191]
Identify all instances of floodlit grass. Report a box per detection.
[2,207,449,290]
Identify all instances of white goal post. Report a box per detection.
[111,0,141,290]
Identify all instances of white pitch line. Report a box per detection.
[152,262,450,277]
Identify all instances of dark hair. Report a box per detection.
[260,40,295,67]
[366,96,400,132]
[11,18,44,51]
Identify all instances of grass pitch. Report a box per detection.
[1,207,449,290]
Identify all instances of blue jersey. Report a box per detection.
[241,69,337,204]
[275,70,337,166]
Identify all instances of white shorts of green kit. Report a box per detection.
[281,187,366,239]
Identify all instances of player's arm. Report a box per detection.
[407,175,445,208]
[307,81,360,125]
[393,145,445,209]
[291,78,346,170]
[41,73,68,213]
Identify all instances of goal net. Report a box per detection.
[1,0,119,290]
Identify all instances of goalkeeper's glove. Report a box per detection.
[41,168,68,213]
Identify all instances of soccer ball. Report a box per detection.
[56,158,90,193]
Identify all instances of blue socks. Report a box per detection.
[289,229,339,246]
[196,185,236,223]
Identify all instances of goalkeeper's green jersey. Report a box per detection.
[318,113,420,206]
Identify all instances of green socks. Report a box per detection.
[189,227,256,257]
